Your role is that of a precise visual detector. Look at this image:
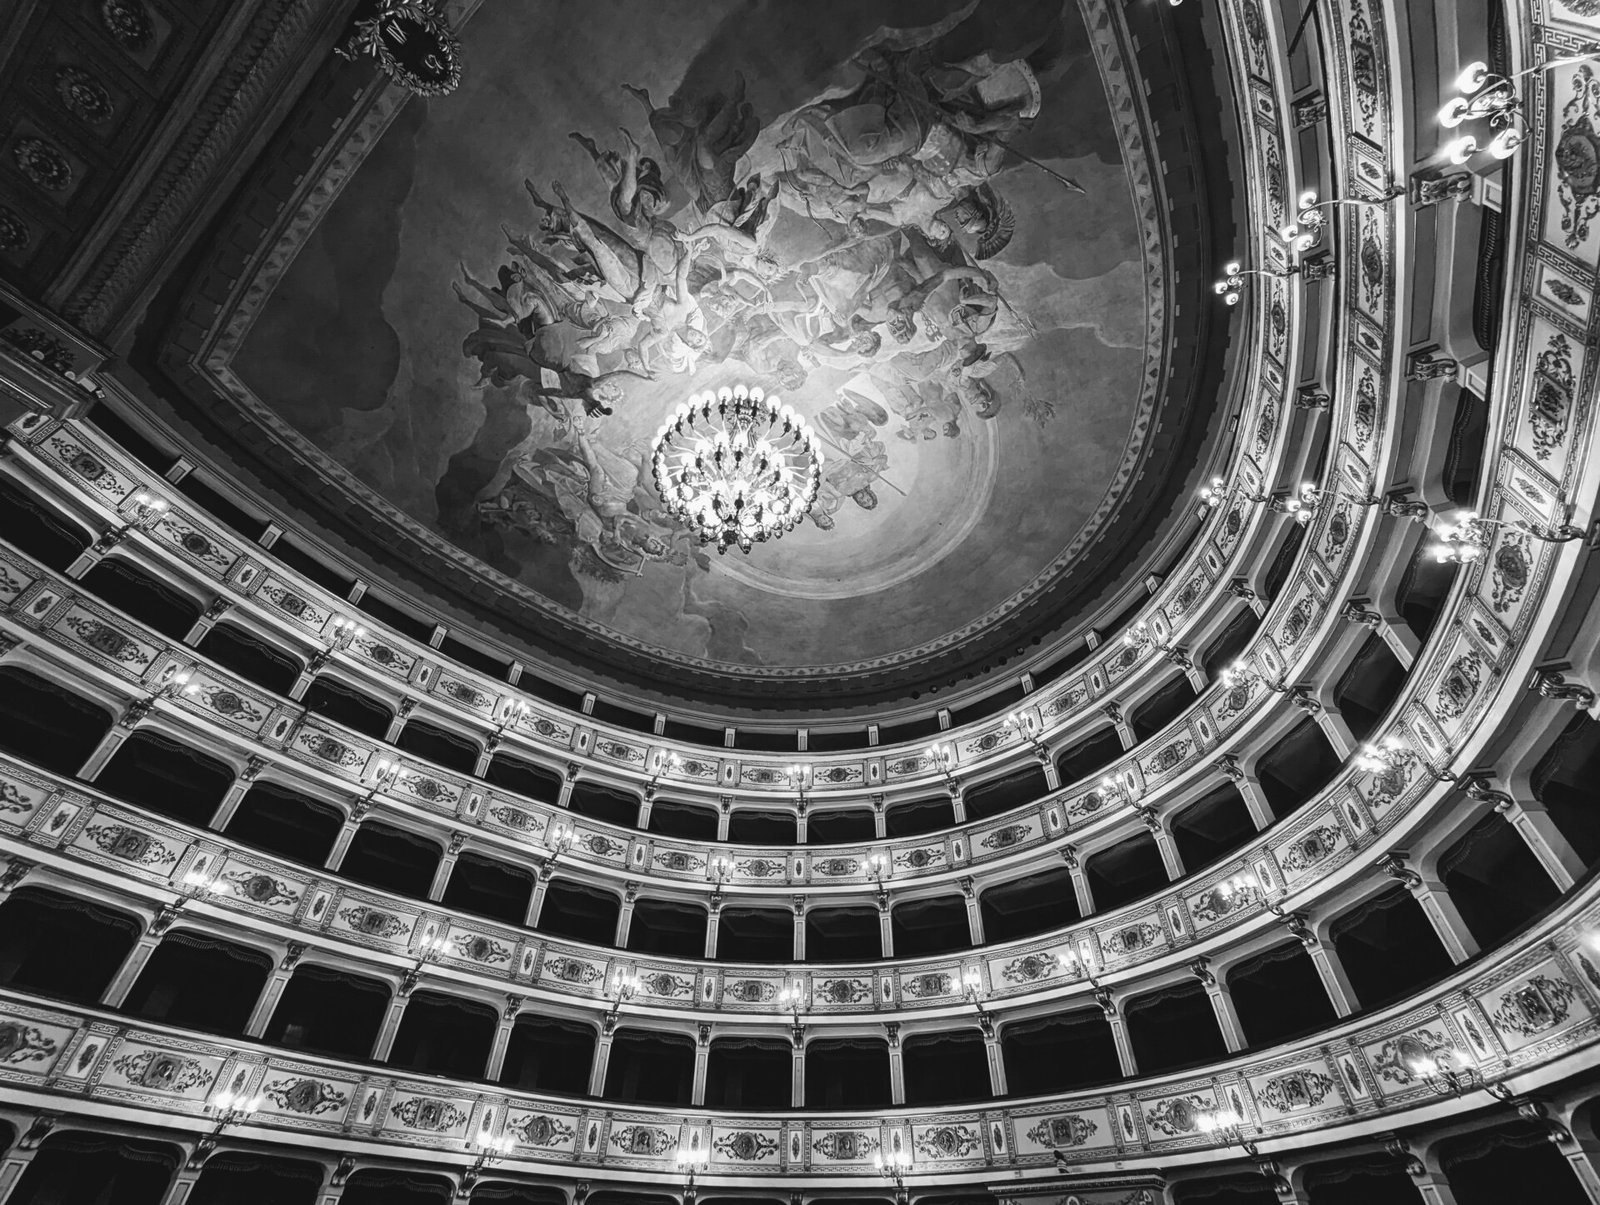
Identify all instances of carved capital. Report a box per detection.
[1294,385,1331,411]
[280,941,307,971]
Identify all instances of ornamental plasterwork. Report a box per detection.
[1,416,1332,824]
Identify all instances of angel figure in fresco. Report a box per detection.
[568,127,671,234]
[621,74,760,212]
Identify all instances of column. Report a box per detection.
[792,898,806,960]
[472,739,496,779]
[1305,940,1359,1018]
[1105,704,1134,750]
[1314,708,1358,760]
[1235,776,1275,830]
[383,700,415,744]
[525,870,550,928]
[615,883,638,947]
[0,1143,42,1205]
[691,1026,711,1106]
[794,807,808,843]
[182,599,232,647]
[960,878,984,945]
[1183,662,1210,694]
[878,898,894,958]
[208,757,265,831]
[244,944,305,1038]
[1042,759,1061,791]
[873,799,887,839]
[1553,1132,1600,1204]
[790,1033,806,1107]
[1066,853,1094,917]
[316,1159,352,1205]
[1381,855,1479,963]
[1200,974,1246,1053]
[158,1168,203,1205]
[1405,1163,1462,1205]
[1497,797,1584,891]
[886,1024,905,1106]
[704,903,721,959]
[983,1028,1008,1096]
[101,925,166,1008]
[949,790,966,826]
[288,667,315,701]
[1103,997,1137,1077]
[636,795,653,830]
[1414,877,1479,963]
[716,803,731,841]
[588,1031,614,1096]
[485,1000,521,1082]
[427,835,466,902]
[557,769,577,808]
[371,990,410,1062]
[325,817,361,873]
[78,722,136,781]
[1150,823,1184,881]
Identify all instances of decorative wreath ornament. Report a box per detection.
[335,0,462,97]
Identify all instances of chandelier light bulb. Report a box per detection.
[1437,97,1471,128]
[1444,135,1478,164]
[1455,61,1491,94]
[1487,128,1523,159]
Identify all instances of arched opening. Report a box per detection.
[568,780,640,827]
[0,886,139,1004]
[980,866,1080,941]
[903,1029,992,1104]
[1130,675,1197,741]
[442,851,535,925]
[538,879,621,946]
[96,730,234,827]
[1328,885,1454,1014]
[341,821,442,898]
[500,1014,595,1095]
[340,1171,454,1205]
[1170,783,1258,871]
[484,752,562,802]
[1331,634,1409,744]
[890,895,970,957]
[6,1131,177,1205]
[225,781,343,865]
[705,1036,792,1110]
[964,765,1049,821]
[718,907,793,962]
[0,473,91,570]
[188,1152,324,1205]
[1438,813,1560,950]
[604,1027,695,1105]
[1055,725,1126,786]
[0,666,113,774]
[1001,1008,1122,1095]
[1436,1119,1592,1205]
[647,797,719,839]
[79,556,201,641]
[1395,536,1458,646]
[885,794,955,837]
[1226,940,1337,1050]
[396,718,477,774]
[806,808,876,844]
[804,1038,891,1109]
[1201,609,1260,681]
[1254,718,1341,817]
[1125,979,1227,1075]
[124,930,272,1036]
[1533,711,1600,868]
[727,810,797,843]
[264,964,389,1060]
[389,989,497,1079]
[628,897,708,957]
[195,622,301,695]
[1085,831,1168,911]
[805,906,880,962]
[301,675,393,738]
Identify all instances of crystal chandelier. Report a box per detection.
[652,385,822,554]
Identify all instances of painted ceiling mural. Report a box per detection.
[231,0,1157,673]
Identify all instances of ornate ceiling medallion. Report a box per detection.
[652,385,821,555]
[337,0,462,97]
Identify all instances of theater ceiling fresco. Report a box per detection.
[217,0,1174,678]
